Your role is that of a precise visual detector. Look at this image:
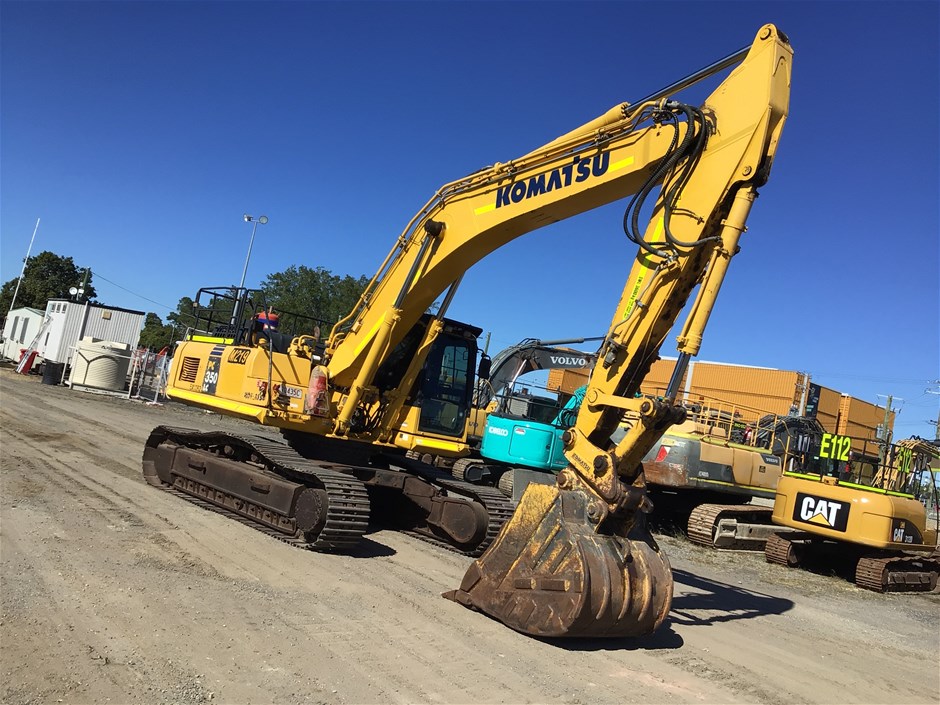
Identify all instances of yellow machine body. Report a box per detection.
[166,341,470,457]
[765,435,940,592]
[155,24,793,637]
[772,474,937,552]
[772,434,940,552]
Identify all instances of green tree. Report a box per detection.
[138,312,175,350]
[138,269,369,350]
[166,296,197,330]
[260,266,369,329]
[135,297,202,350]
[0,251,98,314]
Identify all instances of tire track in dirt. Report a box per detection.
[3,437,362,702]
[4,395,544,701]
[4,370,938,705]
[1,462,218,704]
[4,383,741,704]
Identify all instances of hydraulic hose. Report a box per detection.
[621,113,679,258]
[661,106,720,249]
[622,102,701,257]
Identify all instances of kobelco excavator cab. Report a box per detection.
[767,435,940,592]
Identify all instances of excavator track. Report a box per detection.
[397,465,516,557]
[162,486,325,550]
[687,503,775,550]
[447,458,518,499]
[766,533,940,593]
[764,531,811,567]
[449,457,494,485]
[450,457,476,482]
[143,426,370,551]
[279,443,515,557]
[497,470,514,498]
[855,553,940,593]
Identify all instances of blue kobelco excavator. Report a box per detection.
[418,337,602,492]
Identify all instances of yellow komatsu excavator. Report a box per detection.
[142,24,792,638]
[766,435,940,591]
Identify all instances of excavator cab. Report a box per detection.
[185,286,327,354]
[414,333,476,437]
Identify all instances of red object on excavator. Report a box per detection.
[258,309,279,331]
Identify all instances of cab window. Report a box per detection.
[417,338,473,436]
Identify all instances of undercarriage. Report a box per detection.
[142,426,513,557]
[765,532,940,593]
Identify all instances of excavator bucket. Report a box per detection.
[444,481,673,638]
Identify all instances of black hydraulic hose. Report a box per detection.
[621,113,679,257]
[666,106,705,200]
[622,102,699,256]
[641,106,698,245]
[674,108,709,208]
[662,106,720,249]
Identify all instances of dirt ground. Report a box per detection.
[2,367,938,705]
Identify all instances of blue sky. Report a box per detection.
[2,1,938,439]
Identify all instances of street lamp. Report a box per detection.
[238,214,268,290]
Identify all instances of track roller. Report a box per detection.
[764,531,806,568]
[687,503,777,550]
[855,554,940,593]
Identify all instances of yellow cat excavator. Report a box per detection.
[766,435,940,591]
[142,24,792,637]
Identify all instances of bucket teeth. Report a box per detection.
[444,482,673,638]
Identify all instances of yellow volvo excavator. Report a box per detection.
[142,24,792,638]
[640,401,824,549]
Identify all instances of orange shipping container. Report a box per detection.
[838,395,893,440]
[545,357,891,439]
[813,386,842,434]
[547,367,590,396]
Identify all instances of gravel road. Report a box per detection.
[2,367,938,705]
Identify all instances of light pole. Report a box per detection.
[8,218,40,318]
[238,214,268,290]
[231,214,268,329]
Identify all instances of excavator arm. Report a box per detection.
[441,25,790,636]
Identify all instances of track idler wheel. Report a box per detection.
[443,482,673,638]
[295,487,330,537]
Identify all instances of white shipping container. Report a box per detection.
[39,299,144,364]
